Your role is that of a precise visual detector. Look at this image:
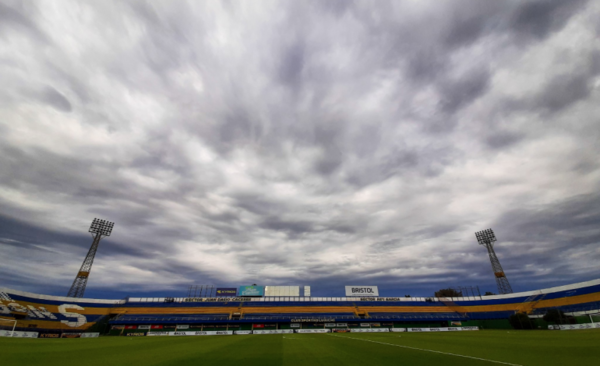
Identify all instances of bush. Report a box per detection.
[543,309,576,324]
[509,312,535,330]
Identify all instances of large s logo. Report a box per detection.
[58,304,87,327]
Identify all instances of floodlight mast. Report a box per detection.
[475,228,513,294]
[67,218,114,298]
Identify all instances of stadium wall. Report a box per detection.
[1,278,600,333]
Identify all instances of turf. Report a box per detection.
[1,330,599,366]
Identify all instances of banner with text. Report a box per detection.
[216,288,238,297]
[253,329,293,334]
[345,286,379,297]
[0,330,39,338]
[239,286,264,297]
[351,328,389,333]
[295,329,330,333]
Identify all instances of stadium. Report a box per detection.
[2,224,600,365]
[2,0,600,365]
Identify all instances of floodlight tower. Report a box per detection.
[475,228,513,294]
[67,218,114,298]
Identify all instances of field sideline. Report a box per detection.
[2,330,599,366]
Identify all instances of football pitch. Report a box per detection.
[2,330,599,366]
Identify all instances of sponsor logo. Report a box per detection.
[151,325,163,329]
[290,323,300,328]
[346,286,379,297]
[177,325,189,329]
[126,332,146,337]
[147,332,170,336]
[291,318,335,322]
[239,286,265,297]
[124,325,137,329]
[39,333,61,338]
[61,333,82,338]
[253,324,265,328]
[333,329,350,333]
[138,325,151,330]
[360,323,370,327]
[215,288,237,297]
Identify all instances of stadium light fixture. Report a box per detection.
[475,228,513,295]
[67,218,115,298]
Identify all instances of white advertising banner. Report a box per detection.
[253,329,293,334]
[234,330,253,335]
[170,331,233,336]
[345,286,379,297]
[137,325,151,330]
[176,325,190,329]
[147,331,170,336]
[290,323,301,328]
[408,327,476,332]
[0,330,38,338]
[408,328,430,332]
[80,333,100,338]
[390,328,407,332]
[351,328,389,333]
[559,323,600,330]
[295,329,330,334]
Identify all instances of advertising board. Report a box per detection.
[239,286,265,297]
[265,286,300,297]
[81,333,100,338]
[0,331,39,338]
[61,333,82,338]
[290,323,300,328]
[216,288,237,297]
[351,328,389,333]
[253,329,293,334]
[170,331,233,336]
[295,329,330,333]
[147,332,170,336]
[390,328,407,332]
[345,286,379,297]
[138,325,151,330]
[126,332,146,337]
[234,330,253,335]
[559,323,600,330]
[177,325,189,329]
[39,333,61,338]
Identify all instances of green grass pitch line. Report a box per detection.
[1,329,599,366]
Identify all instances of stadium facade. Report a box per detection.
[2,279,600,336]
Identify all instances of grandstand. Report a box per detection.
[2,278,600,336]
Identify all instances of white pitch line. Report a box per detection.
[327,334,523,366]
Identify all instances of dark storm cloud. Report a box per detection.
[0,0,599,297]
[510,0,588,40]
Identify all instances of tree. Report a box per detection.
[543,309,573,325]
[508,312,534,330]
[435,288,462,297]
[484,291,495,296]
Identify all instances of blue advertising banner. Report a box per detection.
[239,285,264,297]
[215,288,237,297]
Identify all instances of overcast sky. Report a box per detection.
[1,0,599,299]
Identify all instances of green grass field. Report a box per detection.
[2,330,599,366]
